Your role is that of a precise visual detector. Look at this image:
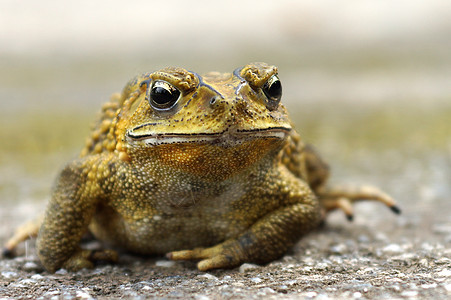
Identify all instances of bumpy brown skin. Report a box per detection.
[5,63,398,272]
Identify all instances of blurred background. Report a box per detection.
[0,1,450,235]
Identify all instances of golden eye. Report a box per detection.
[148,80,181,110]
[262,75,282,110]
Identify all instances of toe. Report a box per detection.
[168,248,206,261]
[197,255,232,271]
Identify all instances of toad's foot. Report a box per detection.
[3,215,43,258]
[318,184,400,221]
[57,248,118,272]
[167,239,246,271]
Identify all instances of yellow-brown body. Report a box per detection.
[5,63,398,272]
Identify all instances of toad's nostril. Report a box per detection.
[209,96,218,106]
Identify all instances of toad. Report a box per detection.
[4,62,399,272]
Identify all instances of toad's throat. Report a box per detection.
[127,127,291,146]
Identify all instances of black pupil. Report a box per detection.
[150,83,180,109]
[266,79,282,101]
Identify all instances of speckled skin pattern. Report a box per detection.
[5,63,398,273]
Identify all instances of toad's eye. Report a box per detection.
[148,81,181,110]
[262,75,282,110]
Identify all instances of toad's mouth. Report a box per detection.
[126,127,291,146]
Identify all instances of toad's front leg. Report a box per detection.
[168,191,321,271]
[37,159,117,272]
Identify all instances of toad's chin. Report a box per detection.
[126,130,290,180]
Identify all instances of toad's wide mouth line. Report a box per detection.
[126,127,291,146]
